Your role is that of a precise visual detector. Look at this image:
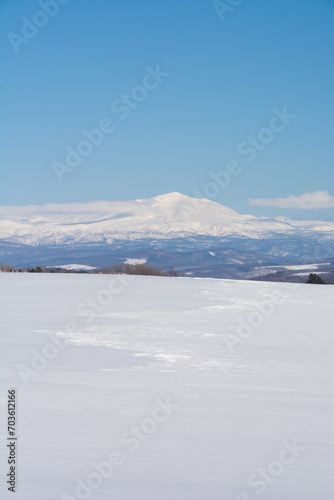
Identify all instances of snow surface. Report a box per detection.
[261,263,331,271]
[124,258,147,265]
[0,274,333,500]
[52,264,97,270]
[1,192,333,245]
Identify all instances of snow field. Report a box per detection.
[0,273,333,500]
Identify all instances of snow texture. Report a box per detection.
[0,273,333,500]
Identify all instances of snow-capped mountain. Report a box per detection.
[1,193,333,275]
[1,192,333,246]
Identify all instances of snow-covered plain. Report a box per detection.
[53,264,97,271]
[260,263,331,271]
[123,258,147,265]
[0,273,333,500]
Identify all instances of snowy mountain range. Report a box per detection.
[1,193,333,276]
[1,192,334,246]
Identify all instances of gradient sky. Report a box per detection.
[1,0,333,220]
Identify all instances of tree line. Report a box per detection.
[0,262,183,277]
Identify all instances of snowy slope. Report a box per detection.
[1,192,333,246]
[0,273,333,499]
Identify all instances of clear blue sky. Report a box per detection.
[1,0,333,220]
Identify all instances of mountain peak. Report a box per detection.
[152,192,192,203]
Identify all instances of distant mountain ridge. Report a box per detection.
[1,192,333,246]
[1,193,333,278]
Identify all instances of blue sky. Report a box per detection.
[1,0,333,220]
